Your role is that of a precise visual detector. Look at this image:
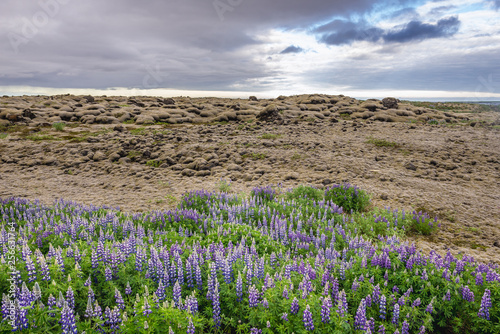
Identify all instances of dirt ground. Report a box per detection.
[1,94,499,264]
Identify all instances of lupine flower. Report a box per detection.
[392,303,400,325]
[143,297,152,317]
[105,266,113,281]
[478,289,491,320]
[125,282,132,295]
[85,297,94,318]
[321,296,332,323]
[402,319,410,334]
[354,298,367,331]
[187,317,195,334]
[212,284,221,327]
[66,286,75,310]
[462,286,474,302]
[338,290,348,317]
[115,288,125,310]
[425,301,433,314]
[379,295,386,320]
[291,297,300,315]
[60,301,77,334]
[281,312,289,321]
[249,285,260,308]
[378,324,386,334]
[236,272,243,302]
[263,298,269,309]
[303,304,314,331]
[173,281,182,308]
[250,328,262,334]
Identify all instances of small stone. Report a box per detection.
[181,169,195,177]
[108,153,121,162]
[113,125,124,132]
[380,194,389,200]
[494,241,500,248]
[227,163,242,171]
[284,172,299,180]
[249,96,258,101]
[92,151,106,162]
[405,162,417,171]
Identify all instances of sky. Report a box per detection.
[1,0,499,100]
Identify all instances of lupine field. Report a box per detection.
[0,184,498,333]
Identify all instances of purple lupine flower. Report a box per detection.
[379,294,387,320]
[249,285,260,308]
[250,328,262,334]
[143,297,152,317]
[462,286,474,302]
[115,288,125,310]
[283,286,289,299]
[66,286,75,310]
[105,266,113,281]
[85,296,93,318]
[156,280,165,301]
[378,324,386,334]
[125,281,132,295]
[354,298,367,331]
[321,296,332,323]
[281,312,289,321]
[84,276,91,287]
[392,303,400,325]
[187,317,195,334]
[338,290,348,317]
[212,284,221,328]
[443,289,451,302]
[263,298,269,309]
[94,301,103,319]
[402,319,410,334]
[425,301,433,314]
[418,326,426,334]
[291,297,300,315]
[25,256,37,282]
[412,298,421,308]
[478,289,491,320]
[303,304,315,331]
[366,294,372,308]
[60,301,77,334]
[368,317,375,333]
[236,271,243,302]
[195,264,203,290]
[173,281,182,308]
[186,294,199,314]
[472,270,482,285]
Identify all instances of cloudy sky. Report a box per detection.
[1,0,499,99]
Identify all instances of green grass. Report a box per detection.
[0,133,7,139]
[25,134,59,141]
[130,127,146,135]
[217,179,232,193]
[146,160,162,168]
[366,137,400,148]
[291,153,302,160]
[52,122,66,131]
[127,151,142,159]
[260,133,281,140]
[123,119,135,124]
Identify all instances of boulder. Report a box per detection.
[382,97,399,109]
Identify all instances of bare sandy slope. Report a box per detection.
[1,95,499,264]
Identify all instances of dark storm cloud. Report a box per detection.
[1,0,405,90]
[280,45,304,54]
[384,16,460,42]
[316,15,460,45]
